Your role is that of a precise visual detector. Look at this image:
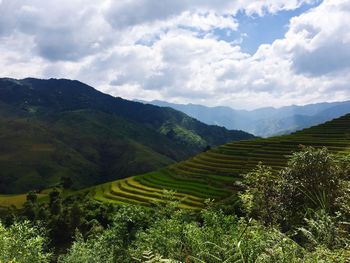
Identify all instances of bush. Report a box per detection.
[240,163,282,226]
[59,205,154,263]
[131,207,307,263]
[298,209,347,250]
[281,147,340,215]
[0,221,51,263]
[240,147,350,228]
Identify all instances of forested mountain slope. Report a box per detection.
[0,78,254,193]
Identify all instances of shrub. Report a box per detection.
[298,209,347,250]
[240,163,282,226]
[0,221,51,263]
[280,147,340,216]
[241,147,349,228]
[59,205,153,263]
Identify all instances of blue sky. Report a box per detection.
[231,1,321,54]
[0,0,350,109]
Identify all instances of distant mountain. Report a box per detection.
[93,110,350,208]
[0,78,254,193]
[140,100,350,137]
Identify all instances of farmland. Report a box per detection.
[2,114,350,209]
[92,114,350,207]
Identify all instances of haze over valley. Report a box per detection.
[141,99,350,137]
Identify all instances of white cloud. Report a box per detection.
[288,0,350,76]
[0,0,349,109]
[104,0,314,29]
[174,12,238,32]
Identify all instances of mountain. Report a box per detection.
[0,78,254,194]
[93,113,350,208]
[140,100,350,137]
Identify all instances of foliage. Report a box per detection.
[14,190,118,248]
[0,221,51,263]
[298,209,343,249]
[3,175,350,263]
[240,164,282,225]
[303,246,350,263]
[1,113,350,263]
[236,146,350,261]
[58,230,121,263]
[240,147,350,227]
[281,147,340,214]
[58,204,154,263]
[132,208,307,263]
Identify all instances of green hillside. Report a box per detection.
[93,114,350,208]
[0,78,254,194]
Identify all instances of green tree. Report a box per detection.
[59,205,153,263]
[22,191,39,221]
[49,189,62,215]
[27,190,38,203]
[61,176,74,189]
[282,147,339,211]
[241,147,347,227]
[0,221,51,263]
[240,163,282,226]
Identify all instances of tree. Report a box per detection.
[70,202,82,231]
[61,176,73,189]
[49,188,62,215]
[280,147,341,224]
[59,205,153,263]
[22,191,39,221]
[240,147,347,227]
[0,221,51,263]
[240,163,282,226]
[27,190,38,203]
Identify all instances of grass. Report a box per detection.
[0,193,48,209]
[92,179,203,209]
[89,114,350,208]
[2,114,350,209]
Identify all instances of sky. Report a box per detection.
[1,0,350,110]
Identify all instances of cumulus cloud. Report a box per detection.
[288,0,350,76]
[0,0,349,109]
[0,0,115,61]
[104,0,314,29]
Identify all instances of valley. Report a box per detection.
[2,1,350,261]
[91,113,350,207]
[145,100,350,137]
[0,78,253,194]
[2,111,350,210]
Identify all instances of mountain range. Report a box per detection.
[92,110,350,208]
[139,100,350,137]
[0,78,254,193]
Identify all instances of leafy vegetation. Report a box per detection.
[1,78,350,262]
[0,221,51,262]
[1,146,350,262]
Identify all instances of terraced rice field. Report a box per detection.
[0,193,47,209]
[91,114,350,208]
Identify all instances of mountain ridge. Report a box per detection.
[0,78,254,193]
[139,99,350,137]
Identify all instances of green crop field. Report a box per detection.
[90,114,350,208]
[2,114,350,209]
